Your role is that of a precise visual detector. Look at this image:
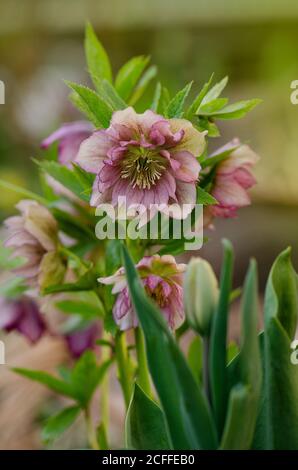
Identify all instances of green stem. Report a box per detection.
[135,327,152,397]
[100,332,110,433]
[59,246,90,269]
[203,336,211,404]
[85,408,99,450]
[115,331,132,408]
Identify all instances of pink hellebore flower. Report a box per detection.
[99,254,186,331]
[41,121,93,166]
[76,107,205,213]
[4,200,65,289]
[208,139,259,219]
[65,322,99,358]
[0,296,46,343]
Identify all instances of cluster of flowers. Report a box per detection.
[1,106,258,355]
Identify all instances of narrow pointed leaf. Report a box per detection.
[85,23,112,85]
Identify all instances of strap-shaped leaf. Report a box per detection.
[222,260,262,449]
[125,384,171,450]
[253,248,298,449]
[122,245,217,450]
[209,239,234,436]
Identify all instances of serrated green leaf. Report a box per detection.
[122,245,217,450]
[198,98,228,115]
[13,368,76,399]
[129,65,157,106]
[85,23,112,85]
[196,186,217,205]
[125,383,171,450]
[35,160,92,203]
[115,56,150,101]
[90,77,126,110]
[186,74,214,118]
[42,405,81,444]
[66,81,112,128]
[151,82,162,112]
[208,99,262,120]
[166,82,192,118]
[200,76,228,107]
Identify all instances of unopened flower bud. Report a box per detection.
[184,257,219,336]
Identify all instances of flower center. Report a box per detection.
[120,148,167,190]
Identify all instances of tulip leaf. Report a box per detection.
[42,405,81,444]
[122,244,218,450]
[115,56,150,101]
[66,81,113,128]
[85,23,112,85]
[222,260,262,449]
[210,239,234,437]
[166,82,192,118]
[125,384,171,450]
[253,248,298,449]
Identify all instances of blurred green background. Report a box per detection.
[1,0,298,284]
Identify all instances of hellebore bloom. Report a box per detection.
[99,254,186,330]
[4,200,65,289]
[41,121,93,166]
[0,296,46,343]
[64,322,99,358]
[208,140,259,219]
[184,257,218,336]
[76,107,204,213]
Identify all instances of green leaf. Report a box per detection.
[35,160,93,203]
[0,178,47,205]
[186,74,214,118]
[66,81,112,128]
[122,245,218,450]
[0,277,27,299]
[220,384,254,450]
[115,56,150,101]
[85,23,112,85]
[42,405,81,444]
[125,384,171,450]
[130,65,157,106]
[227,342,239,363]
[13,369,76,399]
[198,98,228,115]
[221,260,262,449]
[151,82,162,112]
[201,145,239,169]
[210,239,234,437]
[70,351,112,408]
[207,99,262,120]
[253,248,298,449]
[97,422,109,450]
[90,77,126,110]
[166,82,192,118]
[187,336,203,384]
[200,76,228,107]
[55,296,104,319]
[196,186,217,205]
[43,268,98,295]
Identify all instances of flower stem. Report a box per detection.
[203,336,211,404]
[85,408,99,450]
[115,331,132,408]
[135,327,152,397]
[100,332,110,434]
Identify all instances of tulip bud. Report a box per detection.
[184,257,219,336]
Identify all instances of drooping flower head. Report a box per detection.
[41,121,93,166]
[0,296,46,343]
[4,200,65,289]
[76,107,205,214]
[99,254,186,331]
[64,322,100,358]
[207,139,259,220]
